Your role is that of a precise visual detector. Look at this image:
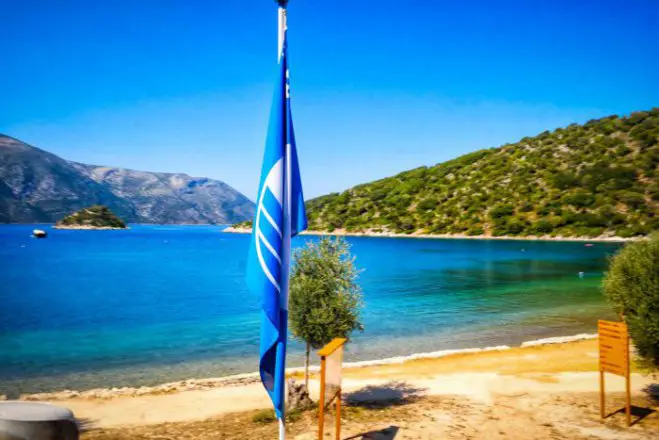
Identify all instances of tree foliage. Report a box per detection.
[603,233,659,369]
[289,237,364,383]
[289,237,363,347]
[306,108,659,238]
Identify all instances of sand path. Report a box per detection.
[49,340,656,429]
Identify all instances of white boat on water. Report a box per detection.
[32,229,47,238]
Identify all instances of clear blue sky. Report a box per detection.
[2,0,657,200]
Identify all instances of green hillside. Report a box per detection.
[306,108,659,238]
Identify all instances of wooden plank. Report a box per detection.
[600,371,605,419]
[318,338,347,357]
[626,374,632,426]
[598,320,629,377]
[318,356,326,440]
[335,389,341,440]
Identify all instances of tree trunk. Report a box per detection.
[305,342,310,389]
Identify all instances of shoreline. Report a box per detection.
[15,335,659,432]
[52,225,129,230]
[15,333,598,402]
[223,226,633,242]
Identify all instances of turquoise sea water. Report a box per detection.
[0,224,621,396]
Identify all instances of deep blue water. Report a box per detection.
[0,224,621,396]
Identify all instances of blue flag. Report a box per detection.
[246,34,307,420]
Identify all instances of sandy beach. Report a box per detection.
[20,338,657,439]
[223,226,634,243]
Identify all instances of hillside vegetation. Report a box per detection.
[306,108,659,238]
[56,205,127,229]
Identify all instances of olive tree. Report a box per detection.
[603,233,659,369]
[289,237,364,387]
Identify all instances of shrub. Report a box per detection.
[396,217,417,233]
[603,233,659,369]
[533,219,554,234]
[583,213,608,228]
[252,407,304,424]
[252,409,276,424]
[505,218,526,235]
[519,203,534,212]
[617,191,646,210]
[562,190,595,208]
[552,172,579,190]
[649,185,659,202]
[616,228,637,238]
[490,204,514,219]
[417,197,438,211]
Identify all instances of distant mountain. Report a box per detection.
[0,134,255,224]
[306,108,659,238]
[71,163,255,225]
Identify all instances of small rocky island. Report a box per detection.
[55,205,128,230]
[223,220,253,233]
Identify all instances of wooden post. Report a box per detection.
[599,370,605,419]
[318,355,326,440]
[305,343,310,389]
[335,388,341,440]
[626,373,632,426]
[625,332,631,427]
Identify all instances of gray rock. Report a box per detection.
[0,401,78,440]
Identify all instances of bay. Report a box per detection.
[0,224,620,396]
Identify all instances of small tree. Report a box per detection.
[603,233,659,369]
[289,237,364,387]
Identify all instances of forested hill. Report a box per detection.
[306,108,659,238]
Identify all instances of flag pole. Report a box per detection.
[278,5,287,61]
[277,3,289,440]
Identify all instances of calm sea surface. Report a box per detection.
[0,224,621,396]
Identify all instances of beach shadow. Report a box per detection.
[76,417,98,433]
[644,383,659,405]
[345,382,425,409]
[344,425,400,439]
[606,406,656,426]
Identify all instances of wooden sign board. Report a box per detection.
[598,320,631,426]
[318,338,346,440]
[598,320,629,376]
[322,341,344,407]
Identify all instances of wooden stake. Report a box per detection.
[318,355,326,440]
[335,389,341,440]
[625,333,631,427]
[599,370,605,419]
